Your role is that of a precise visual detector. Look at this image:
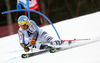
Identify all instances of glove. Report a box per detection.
[30,40,36,45]
[30,37,36,45]
[23,44,30,52]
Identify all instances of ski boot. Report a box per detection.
[49,48,60,53]
[40,44,60,53]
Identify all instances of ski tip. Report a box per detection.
[21,54,30,58]
[21,54,25,58]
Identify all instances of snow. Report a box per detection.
[0,12,100,63]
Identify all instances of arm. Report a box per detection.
[18,30,24,47]
[30,30,39,45]
[29,20,39,45]
[18,30,30,52]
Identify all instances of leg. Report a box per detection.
[40,44,53,50]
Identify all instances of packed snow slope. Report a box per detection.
[0,11,100,63]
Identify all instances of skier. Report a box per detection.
[18,15,69,53]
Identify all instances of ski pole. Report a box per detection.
[54,38,90,42]
[36,38,90,44]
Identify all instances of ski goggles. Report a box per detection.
[18,21,27,27]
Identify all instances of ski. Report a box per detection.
[21,40,96,58]
[21,47,62,58]
[21,40,75,58]
[21,50,49,58]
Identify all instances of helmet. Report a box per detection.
[18,15,29,27]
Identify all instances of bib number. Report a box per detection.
[27,29,33,37]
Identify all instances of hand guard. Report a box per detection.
[30,37,36,45]
[23,44,30,52]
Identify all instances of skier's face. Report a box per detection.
[20,24,28,30]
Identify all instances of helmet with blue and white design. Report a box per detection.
[18,15,29,27]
